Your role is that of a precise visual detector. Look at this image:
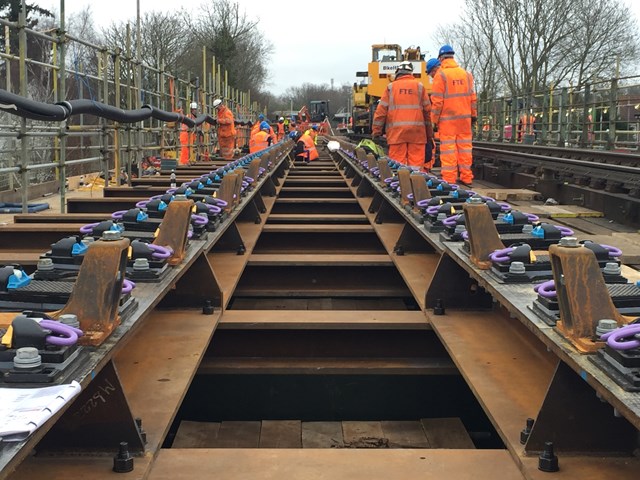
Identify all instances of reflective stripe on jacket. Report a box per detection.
[371,75,432,145]
[430,58,477,132]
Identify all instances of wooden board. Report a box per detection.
[211,421,261,448]
[259,420,302,448]
[301,422,344,448]
[172,421,220,448]
[381,421,430,448]
[342,421,386,448]
[474,188,540,201]
[420,418,475,449]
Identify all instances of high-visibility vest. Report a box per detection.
[372,75,432,144]
[249,130,271,153]
[297,133,318,161]
[430,58,477,133]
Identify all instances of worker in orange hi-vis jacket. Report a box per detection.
[276,117,286,142]
[249,121,274,153]
[179,103,198,165]
[371,60,434,169]
[425,58,442,172]
[213,98,236,160]
[431,44,477,187]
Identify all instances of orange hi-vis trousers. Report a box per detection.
[388,143,426,169]
[439,131,473,184]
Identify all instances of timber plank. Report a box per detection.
[342,421,386,447]
[211,421,261,448]
[420,418,475,449]
[381,421,431,448]
[259,420,302,448]
[172,421,221,448]
[301,422,344,448]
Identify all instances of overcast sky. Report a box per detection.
[34,0,640,97]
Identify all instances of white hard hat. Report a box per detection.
[189,102,198,109]
[396,61,414,73]
[279,117,284,121]
[213,99,223,108]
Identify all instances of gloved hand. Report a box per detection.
[471,117,477,126]
[371,132,380,140]
[433,124,438,133]
[426,139,435,162]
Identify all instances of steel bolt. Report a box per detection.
[13,347,42,370]
[559,236,579,247]
[522,224,534,234]
[454,225,466,235]
[468,196,483,204]
[59,314,80,329]
[37,258,55,271]
[102,230,122,241]
[538,441,559,472]
[520,417,534,445]
[433,298,445,316]
[113,442,134,473]
[603,262,621,276]
[132,258,150,271]
[595,319,618,339]
[135,418,147,445]
[202,300,214,315]
[509,261,527,275]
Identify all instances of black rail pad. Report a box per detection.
[530,283,640,325]
[590,347,640,392]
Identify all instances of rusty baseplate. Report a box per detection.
[463,202,505,269]
[550,243,635,353]
[54,237,130,346]
[153,198,194,266]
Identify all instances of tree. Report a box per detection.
[436,0,640,99]
[190,0,273,94]
[102,10,193,79]
[0,0,53,53]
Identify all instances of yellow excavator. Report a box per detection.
[352,44,432,135]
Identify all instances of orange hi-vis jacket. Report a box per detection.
[430,58,477,133]
[372,75,433,145]
[297,133,319,161]
[216,105,236,138]
[276,122,285,141]
[249,130,272,153]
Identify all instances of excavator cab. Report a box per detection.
[309,100,330,123]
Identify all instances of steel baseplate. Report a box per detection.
[153,198,194,266]
[53,237,130,346]
[549,243,634,353]
[463,202,505,270]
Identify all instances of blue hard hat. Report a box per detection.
[260,121,270,131]
[426,58,440,74]
[438,44,455,57]
[258,114,265,121]
[311,124,318,131]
